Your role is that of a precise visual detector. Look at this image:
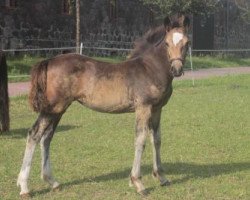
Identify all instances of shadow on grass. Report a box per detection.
[63,162,250,185]
[1,125,79,139]
[31,161,250,197]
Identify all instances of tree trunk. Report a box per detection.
[0,51,10,132]
[76,0,80,53]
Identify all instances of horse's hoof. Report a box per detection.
[138,189,148,196]
[20,193,31,199]
[152,171,171,186]
[160,179,171,186]
[52,184,61,192]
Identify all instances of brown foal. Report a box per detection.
[17,14,190,197]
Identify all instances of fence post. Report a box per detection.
[80,42,83,55]
[0,50,10,132]
[189,46,195,86]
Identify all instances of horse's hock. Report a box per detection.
[0,50,10,132]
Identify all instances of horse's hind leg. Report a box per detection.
[17,113,60,196]
[40,114,62,190]
[150,109,170,186]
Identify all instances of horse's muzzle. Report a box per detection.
[170,59,184,77]
[171,68,184,77]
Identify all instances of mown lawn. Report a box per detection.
[188,55,250,69]
[6,54,250,82]
[0,75,250,199]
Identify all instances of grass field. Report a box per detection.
[0,75,250,199]
[6,54,250,82]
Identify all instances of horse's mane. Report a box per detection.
[129,25,166,59]
[129,14,186,59]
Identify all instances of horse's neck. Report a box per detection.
[145,44,171,72]
[142,47,173,87]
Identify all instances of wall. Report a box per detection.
[0,0,156,56]
[1,0,248,57]
[214,0,250,50]
[78,0,157,56]
[0,0,75,53]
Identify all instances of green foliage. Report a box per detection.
[141,0,218,16]
[234,0,250,24]
[1,75,250,199]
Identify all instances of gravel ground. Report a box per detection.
[8,67,250,97]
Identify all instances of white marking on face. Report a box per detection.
[173,32,183,46]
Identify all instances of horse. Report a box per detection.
[17,14,190,197]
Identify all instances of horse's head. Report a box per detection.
[164,15,190,77]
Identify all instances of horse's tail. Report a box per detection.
[29,60,50,113]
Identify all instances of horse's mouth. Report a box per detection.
[172,70,184,77]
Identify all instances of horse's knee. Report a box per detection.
[150,131,161,146]
[135,133,147,150]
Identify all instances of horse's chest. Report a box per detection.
[153,86,172,107]
[141,84,172,107]
[158,85,173,107]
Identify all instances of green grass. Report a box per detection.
[1,74,249,199]
[6,55,250,82]
[7,55,44,82]
[186,55,250,69]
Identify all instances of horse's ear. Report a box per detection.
[164,16,171,31]
[183,16,190,31]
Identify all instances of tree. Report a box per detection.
[76,0,80,53]
[0,51,9,133]
[141,0,218,17]
[234,0,250,24]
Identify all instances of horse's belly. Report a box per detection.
[79,80,134,113]
[86,95,133,113]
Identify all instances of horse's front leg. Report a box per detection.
[150,109,170,186]
[130,105,152,195]
[40,114,62,190]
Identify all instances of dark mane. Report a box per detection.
[129,14,188,59]
[129,25,166,59]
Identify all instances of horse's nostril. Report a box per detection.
[170,66,184,77]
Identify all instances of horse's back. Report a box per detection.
[32,53,171,114]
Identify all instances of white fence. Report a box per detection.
[3,45,250,54]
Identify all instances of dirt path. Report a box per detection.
[8,82,30,97]
[180,67,250,80]
[8,67,250,97]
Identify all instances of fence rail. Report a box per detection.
[2,46,250,53]
[192,49,250,52]
[2,47,76,52]
[3,45,250,81]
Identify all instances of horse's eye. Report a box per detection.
[165,42,169,47]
